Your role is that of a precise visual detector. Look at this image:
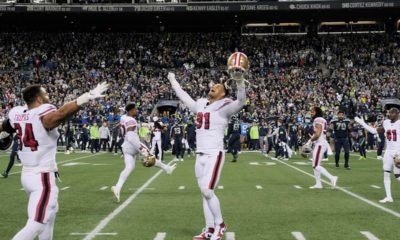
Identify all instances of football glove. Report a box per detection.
[77,82,109,106]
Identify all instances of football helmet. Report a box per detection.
[142,155,156,167]
[301,144,312,159]
[394,153,400,168]
[227,52,249,81]
[0,132,12,151]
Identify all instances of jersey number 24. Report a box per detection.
[14,123,39,151]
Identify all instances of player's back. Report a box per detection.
[9,104,59,169]
[383,119,400,151]
[195,98,231,152]
[313,117,328,143]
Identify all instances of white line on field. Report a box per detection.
[70,233,117,236]
[360,231,380,240]
[128,187,156,191]
[274,158,400,218]
[82,161,176,240]
[20,188,24,191]
[226,232,235,240]
[370,185,381,189]
[100,186,109,191]
[178,186,185,190]
[9,153,106,176]
[61,186,70,191]
[153,232,166,240]
[294,185,302,189]
[256,185,263,189]
[291,231,306,240]
[218,185,224,190]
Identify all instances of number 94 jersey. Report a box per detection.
[195,98,234,153]
[383,119,400,151]
[8,104,60,168]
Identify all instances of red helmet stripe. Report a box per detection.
[235,52,242,68]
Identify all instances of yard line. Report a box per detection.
[9,153,106,176]
[256,185,263,189]
[70,233,117,236]
[100,186,109,191]
[218,185,224,190]
[291,231,306,240]
[61,186,70,191]
[294,185,302,189]
[178,186,185,190]
[82,161,176,240]
[275,158,400,218]
[370,185,381,189]
[360,231,380,240]
[226,232,235,240]
[153,232,166,240]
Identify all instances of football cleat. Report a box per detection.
[1,171,8,178]
[210,223,227,240]
[111,186,120,203]
[309,184,323,189]
[331,176,338,189]
[379,197,393,203]
[193,227,214,240]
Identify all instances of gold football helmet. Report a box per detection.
[394,153,400,168]
[227,52,250,81]
[142,155,156,167]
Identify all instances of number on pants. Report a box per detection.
[196,112,210,129]
[14,123,39,151]
[386,129,397,142]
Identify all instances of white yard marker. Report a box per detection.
[256,185,263,190]
[153,232,166,240]
[218,185,224,190]
[370,185,381,189]
[226,232,235,240]
[178,186,185,190]
[70,233,117,236]
[360,231,380,240]
[294,185,302,189]
[82,161,176,240]
[274,158,400,218]
[291,231,306,240]
[9,153,106,176]
[100,186,109,191]
[61,186,70,191]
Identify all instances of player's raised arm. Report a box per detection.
[219,79,246,117]
[42,82,108,130]
[168,72,197,113]
[354,116,383,134]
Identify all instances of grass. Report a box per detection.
[0,150,400,240]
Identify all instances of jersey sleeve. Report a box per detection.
[38,104,57,119]
[219,80,246,117]
[171,81,197,113]
[8,106,26,126]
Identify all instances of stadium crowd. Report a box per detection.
[0,32,399,152]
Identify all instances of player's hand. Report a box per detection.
[139,147,150,157]
[77,82,109,106]
[168,72,178,86]
[354,117,364,124]
[89,82,109,99]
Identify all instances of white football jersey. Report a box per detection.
[8,104,59,169]
[313,117,328,144]
[383,119,400,151]
[195,98,236,153]
[120,114,138,149]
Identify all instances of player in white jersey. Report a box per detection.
[111,103,176,203]
[0,82,108,240]
[306,107,338,189]
[355,107,400,203]
[150,116,164,161]
[168,52,248,240]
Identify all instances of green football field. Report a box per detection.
[1,150,400,240]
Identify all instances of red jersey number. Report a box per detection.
[14,123,39,151]
[196,112,210,130]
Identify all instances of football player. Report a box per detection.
[150,116,164,161]
[355,107,400,203]
[171,118,185,161]
[111,103,176,203]
[227,115,241,162]
[306,107,338,189]
[329,110,351,169]
[0,82,108,240]
[168,52,247,240]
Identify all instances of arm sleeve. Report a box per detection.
[219,80,246,117]
[358,121,378,135]
[171,82,197,113]
[126,131,149,155]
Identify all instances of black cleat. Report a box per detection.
[345,166,351,170]
[2,171,8,178]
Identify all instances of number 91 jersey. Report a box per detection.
[383,119,400,151]
[195,98,232,153]
[8,104,60,168]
